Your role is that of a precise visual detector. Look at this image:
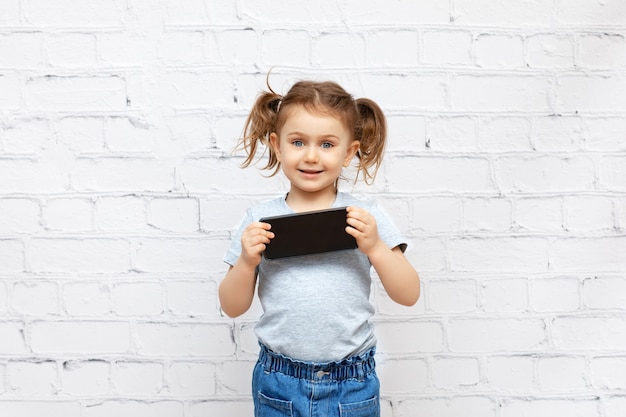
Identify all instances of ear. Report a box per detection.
[343,140,360,167]
[269,132,281,161]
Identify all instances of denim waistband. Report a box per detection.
[257,343,376,381]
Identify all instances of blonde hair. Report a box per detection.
[238,79,387,185]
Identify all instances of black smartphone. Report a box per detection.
[260,207,357,259]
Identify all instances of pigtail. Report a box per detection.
[354,98,387,184]
[238,90,282,176]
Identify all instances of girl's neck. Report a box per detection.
[284,188,338,213]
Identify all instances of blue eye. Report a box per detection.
[292,140,304,147]
[321,142,333,149]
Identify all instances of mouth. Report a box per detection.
[299,169,323,177]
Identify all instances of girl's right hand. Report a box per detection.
[240,222,274,267]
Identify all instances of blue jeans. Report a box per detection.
[252,344,380,417]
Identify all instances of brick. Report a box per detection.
[448,319,547,352]
[367,31,419,68]
[54,117,105,153]
[532,116,581,151]
[578,34,626,69]
[396,397,496,417]
[583,117,626,151]
[450,74,552,112]
[553,317,626,351]
[591,356,626,389]
[12,282,59,316]
[100,32,157,67]
[551,237,626,273]
[104,117,155,153]
[411,197,461,232]
[599,156,626,191]
[0,282,6,314]
[557,74,626,112]
[0,402,80,417]
[478,117,531,151]
[0,0,20,25]
[134,323,235,356]
[159,31,206,66]
[432,357,480,389]
[261,30,311,68]
[481,278,528,313]
[242,0,344,24]
[73,158,174,192]
[0,73,21,109]
[531,277,580,313]
[605,396,626,417]
[113,282,164,316]
[423,31,473,66]
[151,71,235,109]
[83,400,184,417]
[43,198,93,232]
[385,115,427,152]
[315,33,366,68]
[167,113,213,153]
[429,280,477,314]
[220,360,255,395]
[495,156,595,193]
[0,159,67,193]
[148,198,199,233]
[514,197,563,232]
[565,196,614,231]
[163,0,210,24]
[46,33,97,68]
[0,199,40,234]
[23,0,125,26]
[0,240,24,273]
[211,30,259,67]
[189,401,253,417]
[378,359,427,394]
[167,281,216,317]
[500,399,600,417]
[30,238,130,273]
[61,360,110,396]
[455,0,554,25]
[133,238,224,273]
[403,238,446,273]
[0,322,26,354]
[527,34,574,68]
[111,361,163,395]
[388,156,494,193]
[427,116,476,151]
[167,361,216,396]
[63,282,111,316]
[536,356,586,392]
[200,198,256,233]
[583,277,626,310]
[7,360,58,396]
[2,118,50,154]
[476,34,524,68]
[0,33,43,68]
[96,196,147,232]
[449,237,549,273]
[25,75,127,111]
[360,74,447,110]
[376,321,444,354]
[486,355,535,393]
[346,0,449,24]
[30,321,130,354]
[463,198,512,231]
[557,0,626,25]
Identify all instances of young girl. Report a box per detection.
[220,79,420,417]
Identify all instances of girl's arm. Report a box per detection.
[219,222,274,317]
[346,206,420,306]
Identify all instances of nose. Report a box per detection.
[304,145,319,162]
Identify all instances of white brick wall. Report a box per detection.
[0,0,625,416]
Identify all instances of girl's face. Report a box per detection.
[270,105,360,204]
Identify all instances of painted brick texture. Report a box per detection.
[1,0,625,416]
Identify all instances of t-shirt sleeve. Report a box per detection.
[370,202,408,253]
[223,208,254,266]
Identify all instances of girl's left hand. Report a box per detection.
[345,206,383,255]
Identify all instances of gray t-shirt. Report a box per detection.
[223,192,406,362]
